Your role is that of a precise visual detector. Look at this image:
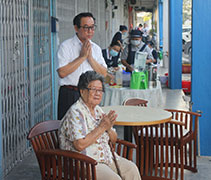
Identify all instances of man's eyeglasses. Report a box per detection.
[86,88,104,94]
[79,25,97,32]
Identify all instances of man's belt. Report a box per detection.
[63,85,78,91]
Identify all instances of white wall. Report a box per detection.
[111,0,129,43]
[163,0,169,68]
[56,0,76,44]
[56,0,129,49]
[56,0,108,48]
[105,1,113,48]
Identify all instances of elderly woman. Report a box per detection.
[59,71,141,180]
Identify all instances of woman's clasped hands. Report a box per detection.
[100,110,118,131]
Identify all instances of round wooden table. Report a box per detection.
[102,106,173,180]
[102,106,172,126]
[102,106,172,141]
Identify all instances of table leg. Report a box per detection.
[124,126,132,142]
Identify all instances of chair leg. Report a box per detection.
[183,140,198,172]
[189,141,192,169]
[193,140,197,172]
[180,145,184,180]
[175,128,179,180]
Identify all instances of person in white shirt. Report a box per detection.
[142,23,149,43]
[59,71,141,180]
[57,12,107,120]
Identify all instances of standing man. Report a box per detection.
[121,29,155,72]
[57,12,107,120]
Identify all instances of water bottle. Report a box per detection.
[115,69,122,86]
[122,70,131,87]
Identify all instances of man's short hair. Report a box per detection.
[73,12,95,28]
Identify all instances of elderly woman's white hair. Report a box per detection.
[77,71,105,93]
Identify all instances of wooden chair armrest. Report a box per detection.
[169,119,186,126]
[112,139,136,161]
[37,149,98,180]
[165,109,202,117]
[37,149,97,165]
[116,139,137,149]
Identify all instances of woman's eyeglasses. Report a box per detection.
[86,88,104,94]
[79,25,97,32]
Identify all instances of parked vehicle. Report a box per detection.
[184,41,192,57]
[182,26,191,51]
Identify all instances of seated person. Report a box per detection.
[59,71,141,180]
[121,29,155,72]
[102,41,121,69]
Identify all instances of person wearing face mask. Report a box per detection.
[102,41,121,69]
[111,25,128,50]
[121,29,154,72]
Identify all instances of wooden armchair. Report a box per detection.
[133,109,201,180]
[165,109,202,174]
[123,98,148,142]
[27,120,60,154]
[27,120,137,179]
[123,98,148,107]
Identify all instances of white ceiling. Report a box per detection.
[129,0,157,12]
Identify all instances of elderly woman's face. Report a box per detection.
[80,80,103,107]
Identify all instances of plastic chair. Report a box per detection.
[27,120,137,179]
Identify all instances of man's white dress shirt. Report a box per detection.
[57,35,107,86]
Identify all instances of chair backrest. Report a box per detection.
[123,98,148,107]
[165,109,201,133]
[37,149,97,180]
[27,120,60,154]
